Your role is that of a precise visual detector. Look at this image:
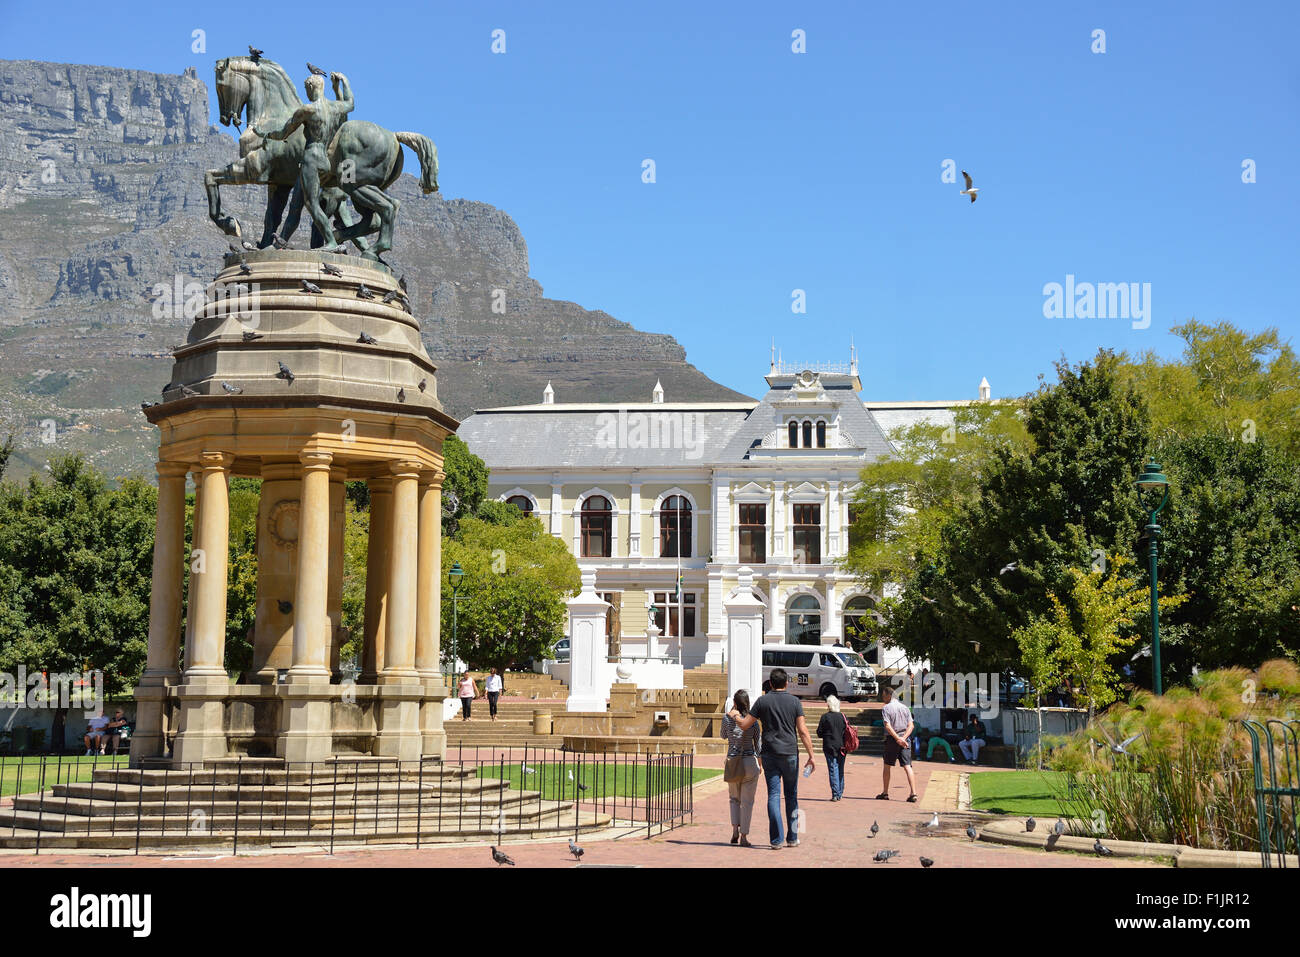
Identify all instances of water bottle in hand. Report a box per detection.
[802,762,813,778]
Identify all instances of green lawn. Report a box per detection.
[967,771,1074,817]
[0,755,129,798]
[474,761,720,800]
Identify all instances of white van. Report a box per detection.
[760,644,879,701]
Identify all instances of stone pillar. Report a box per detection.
[289,451,333,681]
[251,462,300,682]
[131,461,189,765]
[772,482,787,561]
[373,461,423,759]
[566,569,611,712]
[823,579,841,643]
[628,481,642,557]
[327,472,346,679]
[765,578,784,638]
[172,451,233,765]
[725,567,767,703]
[549,476,563,537]
[361,475,393,682]
[416,470,447,756]
[182,469,202,672]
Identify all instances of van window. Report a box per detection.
[837,652,869,669]
[820,653,842,668]
[762,650,776,666]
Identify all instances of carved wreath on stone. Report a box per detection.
[269,500,301,549]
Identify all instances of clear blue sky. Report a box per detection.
[3,0,1296,401]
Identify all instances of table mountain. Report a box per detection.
[0,59,747,480]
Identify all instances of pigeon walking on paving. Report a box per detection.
[1026,817,1036,833]
[924,812,940,829]
[356,283,376,300]
[1053,818,1066,836]
[919,856,934,868]
[966,824,978,841]
[490,846,515,866]
[568,840,584,861]
[300,280,322,294]
[869,820,879,839]
[276,361,295,383]
[357,331,378,345]
[221,381,243,394]
[873,849,899,863]
[321,262,343,277]
[1094,838,1113,857]
[960,170,979,203]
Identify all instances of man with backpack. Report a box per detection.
[816,695,857,801]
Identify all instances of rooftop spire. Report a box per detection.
[542,380,555,404]
[652,379,664,403]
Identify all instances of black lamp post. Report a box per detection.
[448,560,465,681]
[1135,458,1171,694]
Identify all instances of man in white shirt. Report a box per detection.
[484,668,503,721]
[83,714,110,755]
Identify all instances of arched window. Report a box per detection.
[580,495,612,557]
[843,596,879,658]
[816,420,827,448]
[786,594,821,645]
[659,494,692,558]
[788,421,799,448]
[505,495,533,517]
[802,420,813,448]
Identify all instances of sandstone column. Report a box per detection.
[251,462,300,682]
[361,475,393,682]
[416,470,447,756]
[289,450,333,681]
[328,471,347,679]
[374,462,423,760]
[130,461,189,765]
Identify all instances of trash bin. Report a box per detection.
[533,711,552,735]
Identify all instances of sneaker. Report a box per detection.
[85,748,93,756]
[770,842,785,850]
[787,839,800,847]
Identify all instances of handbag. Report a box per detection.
[723,755,746,783]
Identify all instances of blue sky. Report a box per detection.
[3,0,1296,401]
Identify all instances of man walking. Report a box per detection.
[484,668,503,721]
[727,668,815,848]
[877,684,918,802]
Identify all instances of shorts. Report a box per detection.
[883,737,912,767]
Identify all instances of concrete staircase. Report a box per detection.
[801,701,888,756]
[0,759,610,850]
[444,700,567,750]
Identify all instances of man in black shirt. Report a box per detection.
[728,668,816,849]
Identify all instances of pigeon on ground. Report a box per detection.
[321,262,343,277]
[924,812,940,829]
[248,45,263,61]
[999,561,1018,575]
[873,849,899,862]
[357,331,378,344]
[966,824,978,841]
[1053,818,1066,836]
[276,361,295,383]
[577,782,588,792]
[1094,838,1113,857]
[238,259,252,275]
[301,280,322,294]
[1026,817,1036,833]
[490,846,515,866]
[960,170,979,203]
[356,283,376,300]
[221,381,243,394]
[870,820,879,839]
[568,839,584,860]
[307,62,327,77]
[919,856,934,868]
[418,378,427,392]
[242,329,263,341]
[396,387,406,402]
[521,765,536,775]
[180,384,199,397]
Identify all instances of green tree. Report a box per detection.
[441,435,488,536]
[442,514,579,675]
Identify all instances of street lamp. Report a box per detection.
[448,561,465,681]
[1135,458,1171,694]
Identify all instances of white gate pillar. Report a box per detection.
[566,568,611,712]
[725,567,767,702]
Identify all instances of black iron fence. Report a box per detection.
[0,744,695,856]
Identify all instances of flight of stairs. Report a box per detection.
[0,759,609,850]
[443,699,568,749]
[802,701,888,756]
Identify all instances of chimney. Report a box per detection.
[979,377,991,401]
[542,381,555,405]
[652,379,664,404]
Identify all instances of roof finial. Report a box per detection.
[850,336,858,376]
[542,380,555,405]
[978,376,991,401]
[770,338,776,373]
[652,378,664,403]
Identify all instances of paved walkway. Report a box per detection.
[0,754,1157,869]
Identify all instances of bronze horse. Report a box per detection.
[206,56,438,258]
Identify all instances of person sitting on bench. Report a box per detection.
[83,713,110,755]
[958,714,987,764]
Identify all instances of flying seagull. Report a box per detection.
[490,846,515,866]
[1026,817,1036,833]
[1094,838,1113,857]
[873,849,899,863]
[321,262,343,277]
[966,824,978,841]
[356,283,376,300]
[221,381,243,394]
[960,170,979,203]
[999,561,1018,576]
[307,62,328,77]
[568,839,584,861]
[301,280,322,294]
[248,45,264,61]
[870,820,879,839]
[924,812,940,829]
[242,329,263,341]
[276,361,295,383]
[919,856,934,868]
[357,331,378,345]
[1098,725,1141,756]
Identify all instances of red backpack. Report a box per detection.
[842,713,860,754]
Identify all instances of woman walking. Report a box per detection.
[457,672,477,721]
[816,695,849,801]
[722,689,762,847]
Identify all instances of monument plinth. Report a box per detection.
[134,251,458,766]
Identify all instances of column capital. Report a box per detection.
[418,469,445,488]
[156,461,190,480]
[197,451,234,471]
[298,450,334,470]
[389,459,423,478]
[369,475,395,495]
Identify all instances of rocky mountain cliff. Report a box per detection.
[0,59,747,480]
